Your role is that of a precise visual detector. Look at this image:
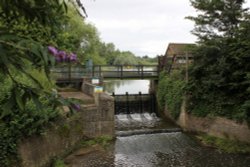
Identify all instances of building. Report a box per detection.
[163,43,195,72]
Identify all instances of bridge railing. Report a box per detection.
[92,65,159,79]
[50,65,87,82]
[50,65,159,82]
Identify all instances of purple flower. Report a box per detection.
[69,53,77,62]
[71,104,81,111]
[58,51,67,62]
[48,46,78,63]
[55,55,61,62]
[48,46,58,56]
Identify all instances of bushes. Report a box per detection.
[197,134,250,153]
[157,71,186,119]
[157,69,249,124]
[0,73,60,167]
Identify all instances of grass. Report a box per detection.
[80,135,113,148]
[53,159,67,167]
[196,134,250,154]
[51,136,113,167]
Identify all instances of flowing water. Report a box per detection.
[68,113,250,167]
[68,80,250,167]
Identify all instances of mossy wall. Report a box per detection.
[18,92,114,167]
[164,99,250,143]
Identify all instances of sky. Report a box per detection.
[83,0,250,57]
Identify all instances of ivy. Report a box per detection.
[157,71,186,119]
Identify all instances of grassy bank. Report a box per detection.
[195,134,250,154]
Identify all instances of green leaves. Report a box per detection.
[186,0,250,123]
[0,0,68,26]
[187,0,248,40]
[0,1,89,166]
[157,71,186,119]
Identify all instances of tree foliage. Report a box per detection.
[0,1,85,166]
[187,0,250,122]
[187,0,247,41]
[113,51,139,65]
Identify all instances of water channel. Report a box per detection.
[68,80,250,166]
[104,79,150,94]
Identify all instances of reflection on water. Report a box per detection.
[104,80,150,94]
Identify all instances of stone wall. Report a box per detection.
[83,93,114,138]
[164,99,250,143]
[18,109,88,167]
[81,82,95,97]
[18,91,114,167]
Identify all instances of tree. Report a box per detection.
[187,0,250,122]
[0,1,86,165]
[187,0,247,41]
[113,51,138,65]
[0,1,71,112]
[98,42,118,65]
[53,3,104,64]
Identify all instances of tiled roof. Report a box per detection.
[165,43,195,56]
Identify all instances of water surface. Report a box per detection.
[68,114,250,167]
[104,80,150,94]
[68,79,250,166]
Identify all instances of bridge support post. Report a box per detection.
[126,92,130,114]
[139,92,143,114]
[112,92,116,115]
[120,65,123,79]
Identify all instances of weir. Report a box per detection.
[112,92,157,115]
[49,66,250,167]
[113,105,250,167]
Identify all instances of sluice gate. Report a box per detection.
[111,92,157,115]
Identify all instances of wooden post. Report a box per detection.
[126,92,129,114]
[112,92,116,115]
[139,91,143,114]
[121,65,123,79]
[92,65,95,77]
[157,65,160,77]
[98,65,101,77]
[151,94,154,114]
[141,65,144,79]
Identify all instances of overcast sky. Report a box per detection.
[83,0,250,57]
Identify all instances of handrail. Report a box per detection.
[51,65,159,81]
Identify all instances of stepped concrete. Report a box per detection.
[59,91,95,105]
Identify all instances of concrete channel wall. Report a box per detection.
[164,99,250,143]
[18,82,114,167]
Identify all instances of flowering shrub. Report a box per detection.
[48,46,77,63]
